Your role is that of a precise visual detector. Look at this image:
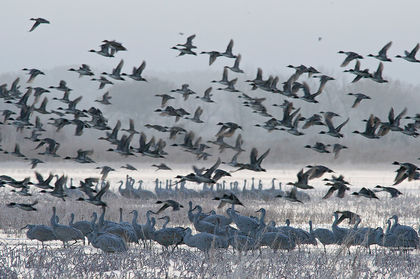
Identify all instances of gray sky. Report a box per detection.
[1,0,420,84]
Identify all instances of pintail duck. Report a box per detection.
[89,44,114,57]
[338,51,363,67]
[395,43,420,63]
[353,114,381,139]
[121,61,147,81]
[305,142,331,153]
[351,187,379,199]
[319,113,349,138]
[102,40,127,54]
[347,93,371,108]
[211,68,230,85]
[176,34,197,49]
[152,163,172,171]
[22,68,45,83]
[49,80,72,92]
[77,181,110,207]
[332,144,347,159]
[201,51,222,65]
[221,39,237,58]
[233,147,270,172]
[7,200,38,211]
[213,192,244,208]
[374,185,402,198]
[155,94,175,107]
[286,169,314,190]
[368,41,392,62]
[154,200,184,214]
[29,18,49,32]
[217,78,240,92]
[171,46,197,56]
[102,59,125,80]
[91,76,114,89]
[369,62,388,83]
[224,54,244,73]
[95,91,112,105]
[68,64,94,77]
[196,87,214,103]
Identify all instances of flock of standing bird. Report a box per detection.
[1,17,420,255]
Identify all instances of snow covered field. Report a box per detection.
[1,165,420,278]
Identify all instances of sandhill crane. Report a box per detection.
[258,230,296,252]
[21,224,57,247]
[389,215,419,248]
[130,210,156,246]
[88,226,128,253]
[182,228,228,255]
[192,207,225,235]
[332,212,350,245]
[228,233,260,253]
[228,207,263,236]
[50,207,84,247]
[201,210,232,227]
[309,220,335,253]
[152,216,185,251]
[69,213,93,239]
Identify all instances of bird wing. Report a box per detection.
[156,203,170,214]
[29,21,41,32]
[337,215,346,225]
[34,171,44,183]
[341,55,355,67]
[301,82,311,97]
[395,107,407,121]
[256,148,270,165]
[337,185,347,198]
[204,87,212,98]
[352,97,362,108]
[409,43,420,57]
[351,74,364,83]
[209,52,219,65]
[136,61,146,75]
[249,148,258,165]
[186,34,196,44]
[378,41,392,56]
[114,59,124,75]
[322,187,336,199]
[203,158,221,178]
[233,54,241,68]
[95,181,110,200]
[217,200,227,209]
[336,117,350,132]
[388,107,395,122]
[225,39,234,53]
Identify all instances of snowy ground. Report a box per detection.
[1,165,420,278]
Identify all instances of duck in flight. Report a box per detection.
[213,192,244,208]
[154,200,184,214]
[7,200,38,211]
[395,43,420,63]
[29,18,50,32]
[367,41,392,62]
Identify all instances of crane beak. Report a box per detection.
[20,225,28,230]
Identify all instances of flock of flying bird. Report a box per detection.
[1,17,420,254]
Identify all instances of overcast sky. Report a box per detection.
[2,0,420,84]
